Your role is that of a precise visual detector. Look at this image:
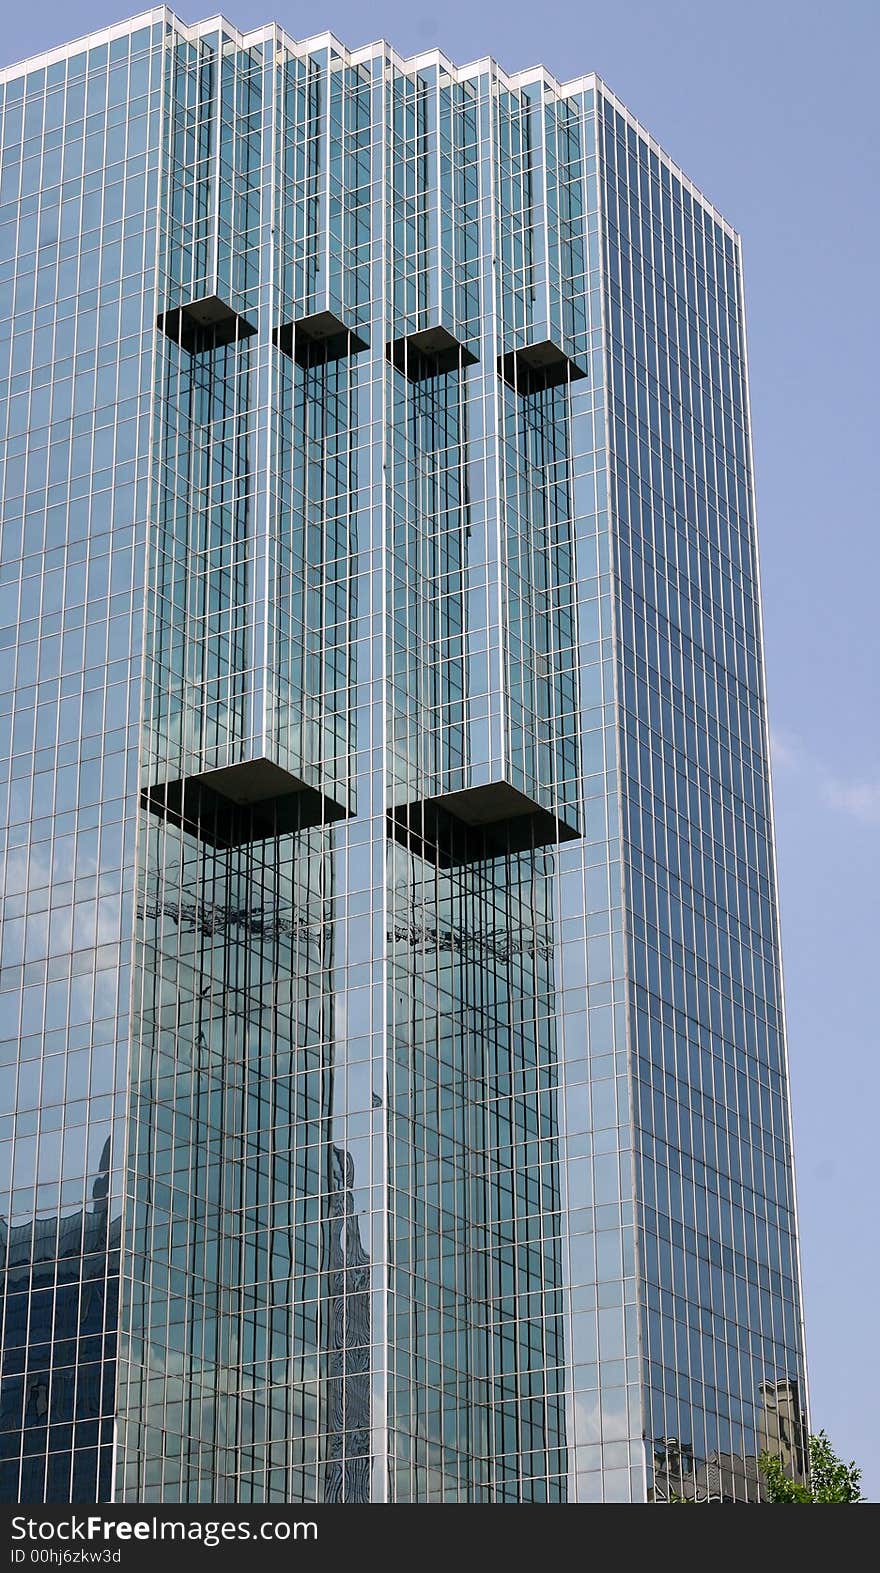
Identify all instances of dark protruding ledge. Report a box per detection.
[158,295,257,352]
[387,324,479,381]
[145,757,348,848]
[499,338,587,393]
[275,310,369,366]
[388,780,578,868]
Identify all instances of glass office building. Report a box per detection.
[0,9,808,1503]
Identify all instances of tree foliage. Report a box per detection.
[759,1431,864,1503]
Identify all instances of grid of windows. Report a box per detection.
[0,19,159,1500]
[0,11,807,1506]
[599,99,806,1498]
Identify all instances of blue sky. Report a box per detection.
[3,0,878,1499]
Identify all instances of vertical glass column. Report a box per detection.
[274,47,369,358]
[119,30,362,1503]
[146,34,359,847]
[598,93,808,1501]
[552,85,645,1504]
[0,19,163,1502]
[382,61,574,1501]
[497,82,588,383]
[267,48,370,826]
[272,41,372,1504]
[386,68,479,373]
[158,32,259,347]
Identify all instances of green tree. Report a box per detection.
[759,1431,864,1503]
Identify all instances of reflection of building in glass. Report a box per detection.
[0,11,807,1503]
[650,1435,763,1503]
[650,1380,807,1501]
[758,1379,807,1480]
[0,1142,119,1501]
[324,1146,371,1504]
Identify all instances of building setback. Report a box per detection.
[0,8,808,1503]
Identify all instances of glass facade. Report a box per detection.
[0,10,807,1504]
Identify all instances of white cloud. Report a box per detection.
[769,729,805,772]
[823,779,880,825]
[771,727,880,828]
